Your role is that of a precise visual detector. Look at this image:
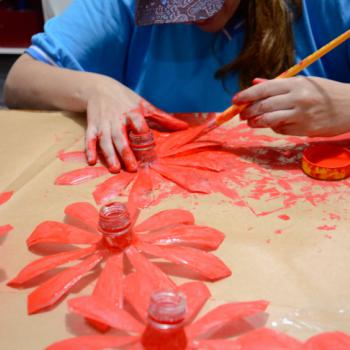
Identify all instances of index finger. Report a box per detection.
[233,79,291,105]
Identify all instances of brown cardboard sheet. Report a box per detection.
[0,110,349,349]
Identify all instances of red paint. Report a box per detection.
[329,213,341,220]
[317,225,336,231]
[58,150,86,163]
[9,201,230,315]
[325,234,333,239]
[87,138,98,165]
[48,278,268,350]
[278,214,290,221]
[0,191,13,205]
[0,224,13,237]
[56,115,350,221]
[55,166,109,185]
[274,229,283,235]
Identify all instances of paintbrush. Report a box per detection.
[170,29,350,149]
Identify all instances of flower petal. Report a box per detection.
[0,191,13,205]
[0,224,13,237]
[137,243,231,281]
[135,209,194,233]
[68,296,144,334]
[161,141,219,158]
[129,168,155,208]
[93,172,135,204]
[64,202,99,231]
[55,167,109,185]
[163,152,224,172]
[139,225,224,250]
[28,252,104,314]
[8,246,97,287]
[187,300,269,340]
[47,335,139,350]
[304,332,350,350]
[178,282,211,323]
[27,221,100,248]
[191,339,239,350]
[151,163,212,194]
[124,246,176,321]
[57,150,86,163]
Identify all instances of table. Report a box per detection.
[0,110,349,349]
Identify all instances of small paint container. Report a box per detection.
[301,144,350,180]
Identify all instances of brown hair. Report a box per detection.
[215,0,302,89]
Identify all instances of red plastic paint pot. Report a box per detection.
[301,144,350,180]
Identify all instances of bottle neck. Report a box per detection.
[141,291,188,350]
[129,131,157,164]
[98,202,133,250]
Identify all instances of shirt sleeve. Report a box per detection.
[26,0,135,82]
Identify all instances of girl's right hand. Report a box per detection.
[85,78,188,173]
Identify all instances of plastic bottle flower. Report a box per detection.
[0,191,14,237]
[47,259,269,350]
[8,201,231,314]
[55,114,230,208]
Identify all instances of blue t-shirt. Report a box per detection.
[27,0,350,113]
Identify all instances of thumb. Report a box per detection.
[145,109,189,131]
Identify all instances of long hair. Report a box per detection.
[215,0,302,89]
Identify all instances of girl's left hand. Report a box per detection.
[234,76,350,137]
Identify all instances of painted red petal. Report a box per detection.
[0,191,13,205]
[93,172,135,204]
[229,327,302,349]
[55,166,109,185]
[137,243,231,281]
[8,246,96,287]
[28,252,104,314]
[304,332,350,350]
[0,224,13,237]
[129,168,154,208]
[187,300,269,339]
[27,221,100,248]
[68,296,144,333]
[124,246,176,320]
[92,254,123,306]
[160,141,219,158]
[64,202,99,231]
[139,225,224,250]
[135,209,194,233]
[151,163,212,194]
[178,282,210,323]
[191,339,239,350]
[57,150,86,163]
[163,152,224,172]
[47,335,139,350]
[126,201,140,225]
[155,125,208,156]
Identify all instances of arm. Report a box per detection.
[5,54,187,172]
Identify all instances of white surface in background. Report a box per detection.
[42,0,72,20]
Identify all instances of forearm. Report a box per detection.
[4,54,113,112]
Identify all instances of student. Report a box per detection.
[5,0,350,172]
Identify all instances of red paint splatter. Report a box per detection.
[0,191,13,205]
[325,234,333,239]
[329,213,341,221]
[317,225,337,231]
[274,229,283,235]
[55,114,350,219]
[278,215,290,221]
[0,224,13,237]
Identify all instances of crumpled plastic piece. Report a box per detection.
[8,201,230,315]
[48,260,268,350]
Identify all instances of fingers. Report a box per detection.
[126,110,149,133]
[111,123,138,172]
[233,79,291,105]
[85,126,98,165]
[240,94,294,120]
[247,110,295,129]
[145,110,189,130]
[98,127,121,173]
